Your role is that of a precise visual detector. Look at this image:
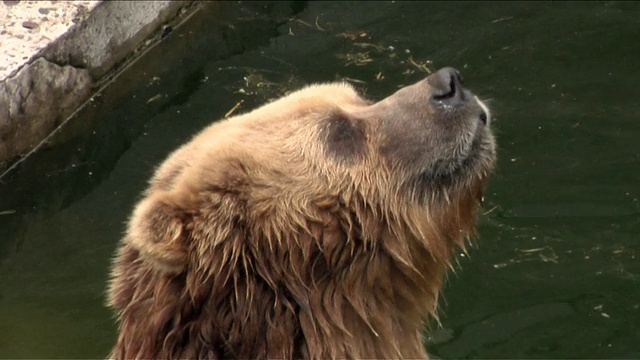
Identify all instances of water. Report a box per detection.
[1,2,638,358]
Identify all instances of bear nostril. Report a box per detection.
[431,75,457,101]
[429,67,464,104]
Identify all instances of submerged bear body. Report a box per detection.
[108,68,496,359]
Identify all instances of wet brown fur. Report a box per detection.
[108,80,496,359]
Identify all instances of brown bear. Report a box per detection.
[107,67,496,359]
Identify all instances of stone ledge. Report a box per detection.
[0,0,193,166]
[0,58,92,164]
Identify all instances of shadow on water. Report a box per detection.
[0,2,638,358]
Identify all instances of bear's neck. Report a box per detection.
[288,185,482,358]
[119,185,483,359]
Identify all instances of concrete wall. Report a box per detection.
[0,0,194,166]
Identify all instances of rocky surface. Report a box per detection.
[0,0,192,166]
[40,1,190,79]
[0,58,92,165]
[0,0,100,79]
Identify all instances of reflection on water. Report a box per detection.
[1,2,638,358]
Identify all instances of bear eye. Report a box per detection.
[479,112,487,125]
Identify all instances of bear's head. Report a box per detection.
[322,66,494,201]
[109,67,496,359]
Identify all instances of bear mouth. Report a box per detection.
[431,137,485,181]
[437,107,491,177]
[409,126,495,203]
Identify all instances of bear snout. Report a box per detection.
[428,67,469,108]
[428,67,491,127]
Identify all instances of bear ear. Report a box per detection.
[126,192,189,274]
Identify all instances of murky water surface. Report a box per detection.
[1,2,638,358]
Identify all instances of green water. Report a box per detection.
[0,2,638,358]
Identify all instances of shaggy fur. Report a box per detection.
[107,68,496,359]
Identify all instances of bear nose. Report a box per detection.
[429,67,466,105]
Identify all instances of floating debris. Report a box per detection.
[491,16,514,24]
[408,56,433,74]
[340,76,366,84]
[353,42,387,52]
[335,52,373,66]
[224,100,244,118]
[292,17,325,32]
[146,94,163,104]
